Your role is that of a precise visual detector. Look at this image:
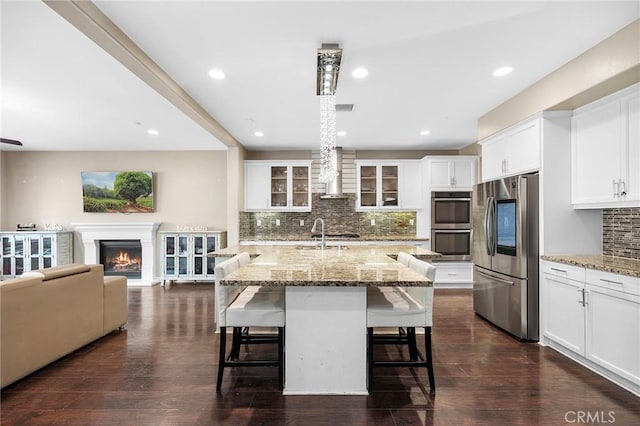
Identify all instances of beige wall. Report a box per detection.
[0,150,5,225]
[226,146,246,246]
[245,150,312,160]
[478,20,640,140]
[1,151,227,234]
[356,150,458,160]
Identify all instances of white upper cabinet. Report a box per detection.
[426,156,477,190]
[480,117,541,182]
[356,161,421,210]
[244,160,312,211]
[571,83,640,208]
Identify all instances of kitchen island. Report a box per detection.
[213,245,437,395]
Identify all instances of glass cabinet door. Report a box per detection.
[270,166,288,207]
[30,236,41,270]
[359,165,378,207]
[14,236,25,276]
[292,166,309,207]
[42,236,53,269]
[164,236,176,276]
[178,236,189,275]
[381,165,399,207]
[2,236,11,276]
[206,236,217,276]
[192,236,205,276]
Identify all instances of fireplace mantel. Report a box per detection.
[72,222,161,286]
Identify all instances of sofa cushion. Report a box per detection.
[29,264,91,281]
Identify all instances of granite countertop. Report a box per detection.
[211,244,441,261]
[541,254,640,278]
[240,235,429,242]
[219,246,434,288]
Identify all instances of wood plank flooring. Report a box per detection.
[1,286,639,425]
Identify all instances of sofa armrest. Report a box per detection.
[103,276,127,333]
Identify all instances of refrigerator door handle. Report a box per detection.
[487,197,496,255]
[477,270,515,286]
[483,197,492,255]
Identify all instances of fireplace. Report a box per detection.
[99,240,142,279]
[73,222,160,286]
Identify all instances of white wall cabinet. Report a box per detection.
[480,116,541,181]
[0,231,73,279]
[160,231,227,284]
[571,83,640,208]
[426,156,477,190]
[244,160,312,211]
[356,161,421,210]
[541,260,640,394]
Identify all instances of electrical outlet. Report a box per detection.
[257,219,262,227]
[409,219,414,226]
[276,219,280,226]
[370,219,375,226]
[300,220,305,226]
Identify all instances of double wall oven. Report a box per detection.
[430,191,472,261]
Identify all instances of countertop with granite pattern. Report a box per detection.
[218,245,435,287]
[541,255,640,278]
[211,244,440,261]
[240,235,429,242]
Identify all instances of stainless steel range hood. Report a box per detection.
[320,147,349,199]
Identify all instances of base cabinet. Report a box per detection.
[0,231,73,279]
[541,260,640,395]
[160,231,227,284]
[433,261,472,288]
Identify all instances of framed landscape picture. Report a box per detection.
[81,171,154,213]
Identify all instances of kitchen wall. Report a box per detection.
[1,151,227,238]
[603,207,640,259]
[240,195,417,240]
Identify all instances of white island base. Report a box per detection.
[284,286,368,395]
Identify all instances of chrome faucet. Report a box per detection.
[311,218,326,249]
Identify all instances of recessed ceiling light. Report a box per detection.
[420,130,431,136]
[254,131,264,137]
[352,68,368,78]
[147,129,159,136]
[493,66,513,77]
[208,68,226,80]
[337,131,347,137]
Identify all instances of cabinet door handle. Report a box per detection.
[613,180,619,197]
[620,179,627,197]
[577,288,585,306]
[599,278,624,285]
[550,267,567,273]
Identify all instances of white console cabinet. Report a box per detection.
[0,231,73,279]
[541,260,640,395]
[160,231,227,285]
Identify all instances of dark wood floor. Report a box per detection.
[1,285,639,425]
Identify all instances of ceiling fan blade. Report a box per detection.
[0,138,23,146]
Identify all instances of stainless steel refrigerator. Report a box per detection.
[472,174,539,341]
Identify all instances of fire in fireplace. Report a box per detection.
[99,240,142,279]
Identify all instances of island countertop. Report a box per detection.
[210,244,441,261]
[217,245,435,287]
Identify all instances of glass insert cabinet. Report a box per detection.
[244,160,312,211]
[0,231,73,279]
[356,162,399,209]
[160,231,227,285]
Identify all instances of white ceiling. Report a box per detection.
[1,1,638,152]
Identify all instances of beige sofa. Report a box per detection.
[0,264,127,388]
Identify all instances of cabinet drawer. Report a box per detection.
[586,268,640,297]
[541,261,586,282]
[434,262,472,283]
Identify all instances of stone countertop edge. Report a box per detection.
[209,245,442,259]
[240,236,430,242]
[541,255,640,278]
[221,279,432,287]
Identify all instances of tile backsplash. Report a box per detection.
[240,195,417,240]
[603,208,640,259]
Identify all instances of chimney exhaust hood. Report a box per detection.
[320,147,349,199]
